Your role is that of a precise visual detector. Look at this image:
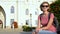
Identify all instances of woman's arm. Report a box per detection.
[41,13,54,30]
[36,16,41,31]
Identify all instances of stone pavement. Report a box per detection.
[0,32,32,34]
[0,28,32,34]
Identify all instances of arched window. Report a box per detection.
[26,9,29,15]
[35,11,38,15]
[26,20,29,25]
[11,6,14,13]
[35,9,38,15]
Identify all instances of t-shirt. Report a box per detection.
[38,13,56,32]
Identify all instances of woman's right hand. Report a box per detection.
[35,27,40,32]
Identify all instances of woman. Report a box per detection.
[32,2,57,34]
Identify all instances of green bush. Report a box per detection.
[22,25,36,32]
[22,25,32,32]
[50,0,60,24]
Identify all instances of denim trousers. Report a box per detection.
[38,30,57,34]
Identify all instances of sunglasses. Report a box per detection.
[42,5,49,7]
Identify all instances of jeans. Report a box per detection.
[38,30,57,34]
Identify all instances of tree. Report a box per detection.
[50,0,60,24]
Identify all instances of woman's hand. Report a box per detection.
[35,27,41,32]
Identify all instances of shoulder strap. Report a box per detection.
[40,13,43,20]
[48,12,51,21]
[48,13,57,27]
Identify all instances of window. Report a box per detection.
[10,19,14,24]
[26,20,29,25]
[26,9,29,15]
[35,11,38,15]
[35,9,39,15]
[11,6,14,13]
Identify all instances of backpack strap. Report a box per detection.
[48,12,55,26]
[48,13,57,28]
[48,12,51,22]
[40,13,43,20]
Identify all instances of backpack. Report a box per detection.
[40,13,59,31]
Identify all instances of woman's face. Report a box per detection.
[42,3,49,12]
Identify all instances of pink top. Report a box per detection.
[38,13,56,32]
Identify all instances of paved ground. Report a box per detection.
[0,32,32,34]
[0,29,32,34]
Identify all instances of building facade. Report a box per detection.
[0,0,56,29]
